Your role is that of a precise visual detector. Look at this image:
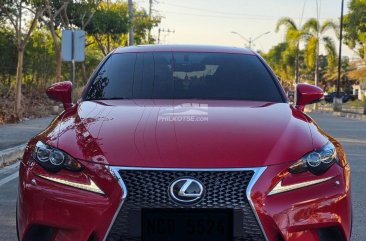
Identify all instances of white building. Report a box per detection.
[353,83,366,100]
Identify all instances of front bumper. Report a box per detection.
[17,159,351,241]
[251,162,351,241]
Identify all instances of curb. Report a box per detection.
[311,110,366,122]
[0,144,26,168]
[333,112,366,121]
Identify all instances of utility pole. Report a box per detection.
[128,0,134,46]
[314,0,320,87]
[334,0,344,112]
[295,43,300,84]
[149,0,152,16]
[248,37,253,49]
[148,0,152,42]
[148,0,158,43]
[158,28,175,44]
[231,31,270,50]
[336,0,344,98]
[71,30,75,84]
[295,0,307,85]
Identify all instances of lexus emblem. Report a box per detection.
[169,178,204,204]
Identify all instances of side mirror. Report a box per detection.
[46,81,73,110]
[295,83,324,111]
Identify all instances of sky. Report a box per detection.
[137,0,358,59]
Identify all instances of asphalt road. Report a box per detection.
[0,113,365,241]
[0,116,54,151]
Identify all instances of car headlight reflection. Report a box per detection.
[289,142,338,175]
[32,141,82,172]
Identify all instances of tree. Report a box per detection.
[262,42,297,89]
[24,27,56,88]
[302,18,338,85]
[0,27,18,87]
[0,0,46,114]
[41,0,70,82]
[41,0,100,83]
[82,1,160,56]
[133,8,160,45]
[276,17,338,86]
[276,17,303,84]
[323,36,338,76]
[84,1,129,55]
[344,0,366,63]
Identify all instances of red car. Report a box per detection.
[17,45,351,241]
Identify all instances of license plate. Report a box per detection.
[142,209,233,241]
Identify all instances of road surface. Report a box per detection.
[0,116,54,151]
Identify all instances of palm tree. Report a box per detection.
[276,17,303,84]
[302,18,338,86]
[262,42,297,88]
[320,37,342,83]
[276,17,338,85]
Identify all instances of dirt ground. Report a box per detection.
[0,89,55,124]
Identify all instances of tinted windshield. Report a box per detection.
[85,52,284,102]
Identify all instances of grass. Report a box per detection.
[317,99,365,114]
[343,99,365,108]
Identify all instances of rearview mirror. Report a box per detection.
[46,81,73,110]
[295,83,324,111]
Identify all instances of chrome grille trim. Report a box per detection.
[102,166,127,241]
[246,167,268,241]
[104,166,268,241]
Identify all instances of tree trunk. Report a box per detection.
[15,47,24,114]
[107,34,110,53]
[55,45,62,81]
[363,43,366,64]
[315,40,320,87]
[81,62,88,83]
[295,42,300,85]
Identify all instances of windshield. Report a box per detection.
[84,52,284,102]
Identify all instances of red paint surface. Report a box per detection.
[295,84,324,111]
[46,81,73,110]
[40,100,329,167]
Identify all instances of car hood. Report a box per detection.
[45,100,326,168]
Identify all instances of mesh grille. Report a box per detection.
[106,169,265,241]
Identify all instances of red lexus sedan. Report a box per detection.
[17,45,351,241]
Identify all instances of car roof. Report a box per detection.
[113,44,255,55]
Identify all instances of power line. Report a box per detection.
[299,0,308,27]
[160,10,336,21]
[159,1,336,20]
[231,31,270,49]
[158,28,175,44]
[160,2,272,18]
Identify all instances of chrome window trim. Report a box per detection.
[103,166,268,241]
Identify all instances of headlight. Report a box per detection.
[32,141,82,172]
[289,142,338,175]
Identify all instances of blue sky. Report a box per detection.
[137,0,356,58]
